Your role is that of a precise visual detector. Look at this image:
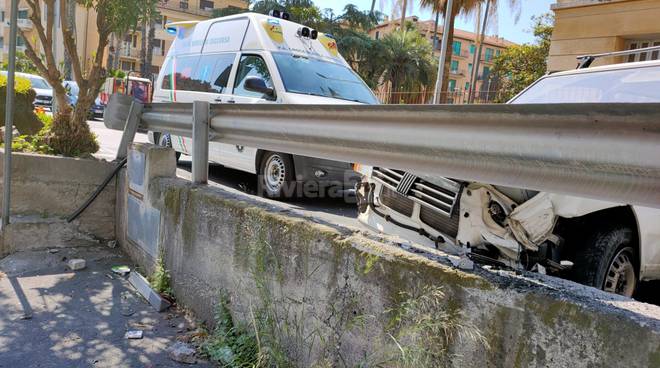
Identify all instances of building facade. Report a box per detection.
[0,0,247,77]
[548,0,660,71]
[369,16,515,100]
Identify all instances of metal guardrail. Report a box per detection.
[105,93,660,209]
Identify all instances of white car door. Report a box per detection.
[161,53,237,159]
[221,53,279,174]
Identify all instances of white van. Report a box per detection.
[149,12,378,198]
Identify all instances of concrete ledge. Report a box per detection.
[119,172,660,367]
[0,151,117,254]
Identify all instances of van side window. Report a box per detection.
[195,53,235,93]
[161,58,173,90]
[233,55,274,98]
[173,56,201,91]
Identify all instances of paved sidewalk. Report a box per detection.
[0,247,211,368]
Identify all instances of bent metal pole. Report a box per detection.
[3,0,19,227]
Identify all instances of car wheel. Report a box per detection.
[158,133,181,162]
[259,152,296,199]
[571,226,638,297]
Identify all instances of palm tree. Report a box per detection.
[380,28,437,103]
[420,0,520,102]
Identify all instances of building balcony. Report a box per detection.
[17,18,32,29]
[450,69,466,76]
[120,46,141,59]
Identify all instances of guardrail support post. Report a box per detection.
[192,101,210,185]
[115,101,143,161]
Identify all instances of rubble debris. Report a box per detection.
[168,342,197,364]
[107,240,118,249]
[48,249,60,254]
[532,263,547,275]
[450,255,474,270]
[112,265,131,276]
[67,259,87,271]
[128,271,171,312]
[125,330,143,339]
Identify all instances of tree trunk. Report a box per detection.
[62,0,76,80]
[440,6,457,104]
[145,18,156,80]
[107,33,115,68]
[400,0,407,30]
[370,0,376,13]
[432,10,440,50]
[139,21,147,76]
[113,34,122,70]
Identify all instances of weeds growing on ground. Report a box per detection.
[201,294,271,368]
[149,251,173,297]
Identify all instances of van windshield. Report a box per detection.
[272,53,378,104]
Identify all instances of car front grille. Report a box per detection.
[374,167,462,237]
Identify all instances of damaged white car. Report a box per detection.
[356,57,660,297]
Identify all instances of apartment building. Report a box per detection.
[0,0,247,77]
[548,0,660,71]
[369,16,515,95]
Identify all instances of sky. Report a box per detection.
[312,0,556,44]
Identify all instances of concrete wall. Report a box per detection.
[0,151,117,254]
[549,0,660,71]
[118,144,660,368]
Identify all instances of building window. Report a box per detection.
[453,41,462,56]
[482,66,491,79]
[625,39,660,62]
[375,31,380,40]
[200,0,214,11]
[448,79,456,92]
[0,37,4,49]
[485,48,494,61]
[496,49,501,57]
[450,60,459,73]
[16,35,25,47]
[121,60,135,71]
[470,44,476,54]
[468,63,473,76]
[465,82,470,91]
[17,9,28,19]
[180,1,189,10]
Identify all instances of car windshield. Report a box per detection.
[65,82,79,96]
[511,64,660,104]
[28,76,51,90]
[272,52,378,104]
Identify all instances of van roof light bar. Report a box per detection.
[577,45,660,69]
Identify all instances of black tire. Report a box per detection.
[158,133,181,162]
[258,152,296,199]
[571,226,638,297]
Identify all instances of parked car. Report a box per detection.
[63,80,106,119]
[2,71,53,110]
[356,56,660,297]
[148,12,373,199]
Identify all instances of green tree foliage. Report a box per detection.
[491,14,554,102]
[380,27,437,101]
[2,52,38,74]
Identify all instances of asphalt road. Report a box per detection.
[87,119,659,305]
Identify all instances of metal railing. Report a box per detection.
[375,90,498,105]
[105,93,660,209]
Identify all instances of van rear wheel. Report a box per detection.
[571,226,638,297]
[259,152,296,199]
[158,133,180,163]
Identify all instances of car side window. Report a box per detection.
[233,55,274,98]
[195,53,235,93]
